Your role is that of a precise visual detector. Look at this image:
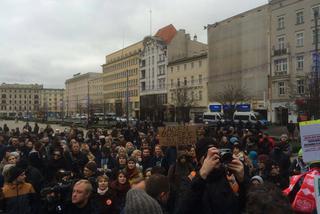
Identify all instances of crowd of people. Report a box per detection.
[0,120,317,214]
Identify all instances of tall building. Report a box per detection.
[102,42,142,118]
[140,24,207,121]
[0,83,42,118]
[207,5,270,119]
[88,74,104,114]
[65,72,101,117]
[40,88,65,118]
[269,0,320,124]
[167,43,208,122]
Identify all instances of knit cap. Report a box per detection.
[85,161,97,173]
[250,175,264,184]
[125,189,163,214]
[8,166,25,183]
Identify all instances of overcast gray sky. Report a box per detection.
[0,0,267,88]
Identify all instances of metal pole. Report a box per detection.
[315,11,319,119]
[87,82,90,128]
[126,70,129,126]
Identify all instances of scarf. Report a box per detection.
[97,187,108,195]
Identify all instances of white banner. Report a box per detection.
[299,120,320,163]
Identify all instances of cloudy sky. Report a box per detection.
[0,0,267,88]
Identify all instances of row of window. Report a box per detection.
[1,94,39,99]
[104,90,138,99]
[171,75,203,87]
[104,68,138,82]
[140,78,166,91]
[274,55,308,74]
[0,89,40,93]
[170,90,203,101]
[277,30,320,51]
[105,58,139,72]
[0,106,40,111]
[0,100,39,104]
[170,60,203,73]
[277,5,320,30]
[277,80,305,96]
[104,79,139,91]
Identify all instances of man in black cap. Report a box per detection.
[0,166,36,214]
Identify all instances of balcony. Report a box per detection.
[272,46,290,57]
[274,71,288,76]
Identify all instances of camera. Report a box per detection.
[219,148,233,164]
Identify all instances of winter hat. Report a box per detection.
[85,161,97,173]
[250,175,264,184]
[280,134,288,141]
[2,164,15,176]
[229,137,239,145]
[124,189,163,214]
[8,166,25,183]
[195,137,217,161]
[258,154,269,164]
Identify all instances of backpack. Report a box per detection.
[283,168,320,213]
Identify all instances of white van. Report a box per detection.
[233,111,260,124]
[203,112,224,125]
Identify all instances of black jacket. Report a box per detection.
[176,168,247,214]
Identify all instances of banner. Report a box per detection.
[158,125,197,147]
[299,120,320,163]
[315,175,320,214]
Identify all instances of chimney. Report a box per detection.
[193,34,197,41]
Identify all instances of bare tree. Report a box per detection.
[214,85,251,118]
[171,85,197,122]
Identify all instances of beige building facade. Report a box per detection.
[65,72,101,117]
[207,5,270,119]
[167,52,208,121]
[0,83,42,118]
[270,0,320,123]
[102,42,142,118]
[40,88,65,118]
[88,74,104,113]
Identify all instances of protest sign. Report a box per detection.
[158,125,197,147]
[299,120,320,163]
[315,175,320,214]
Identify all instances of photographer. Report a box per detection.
[176,138,248,214]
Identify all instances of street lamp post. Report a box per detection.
[315,10,319,119]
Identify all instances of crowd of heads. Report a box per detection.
[0,120,303,213]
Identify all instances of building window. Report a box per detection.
[278,82,285,95]
[152,80,154,89]
[199,60,202,67]
[177,66,180,71]
[198,75,202,84]
[191,76,194,85]
[177,78,180,87]
[171,79,174,88]
[296,11,304,24]
[277,16,285,30]
[278,37,285,50]
[141,82,146,91]
[296,32,304,47]
[274,58,288,74]
[184,77,187,86]
[297,80,305,94]
[199,90,202,100]
[191,62,194,69]
[184,64,187,70]
[312,5,320,17]
[171,67,173,73]
[313,29,320,44]
[296,56,304,70]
